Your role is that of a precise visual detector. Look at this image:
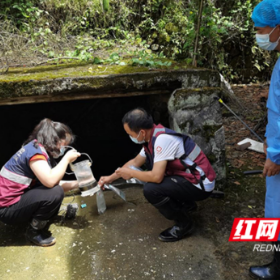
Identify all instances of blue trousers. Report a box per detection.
[266,175,280,240]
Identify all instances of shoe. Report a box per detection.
[249,245,280,279]
[25,225,56,247]
[249,262,280,279]
[158,220,194,242]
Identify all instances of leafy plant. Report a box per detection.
[0,0,274,83]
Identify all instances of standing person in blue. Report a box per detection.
[251,1,280,279]
[99,108,216,242]
[0,118,80,247]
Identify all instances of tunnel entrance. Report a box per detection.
[0,68,226,183]
[0,93,171,180]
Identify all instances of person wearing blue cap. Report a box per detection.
[251,0,280,279]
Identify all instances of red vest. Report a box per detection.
[143,124,216,186]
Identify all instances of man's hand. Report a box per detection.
[98,176,113,189]
[263,158,280,177]
[115,167,132,180]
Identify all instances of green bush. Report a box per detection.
[0,0,276,83]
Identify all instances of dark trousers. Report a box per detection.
[143,175,212,221]
[144,175,211,205]
[0,185,64,225]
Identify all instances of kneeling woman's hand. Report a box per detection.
[64,149,81,163]
[30,150,81,188]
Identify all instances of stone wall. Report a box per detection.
[168,88,225,182]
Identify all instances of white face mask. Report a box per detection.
[256,27,280,51]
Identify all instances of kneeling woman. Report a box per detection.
[0,119,80,247]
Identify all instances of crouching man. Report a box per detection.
[99,108,216,242]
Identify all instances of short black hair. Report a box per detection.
[122,108,154,133]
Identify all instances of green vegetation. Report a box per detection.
[0,0,276,83]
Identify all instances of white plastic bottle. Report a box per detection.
[96,189,106,214]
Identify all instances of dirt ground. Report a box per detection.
[223,84,268,170]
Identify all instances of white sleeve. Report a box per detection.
[139,147,146,157]
[153,135,180,163]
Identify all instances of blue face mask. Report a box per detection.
[54,145,74,158]
[256,27,280,51]
[59,146,66,157]
[53,147,66,158]
[129,131,145,144]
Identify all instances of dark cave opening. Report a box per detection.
[0,93,170,181]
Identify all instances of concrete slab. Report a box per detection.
[0,186,269,280]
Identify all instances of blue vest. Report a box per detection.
[0,140,51,207]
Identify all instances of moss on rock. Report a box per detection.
[0,67,221,105]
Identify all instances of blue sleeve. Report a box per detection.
[267,147,280,164]
[266,58,280,164]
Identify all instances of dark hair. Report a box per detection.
[24,118,75,158]
[122,108,154,133]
